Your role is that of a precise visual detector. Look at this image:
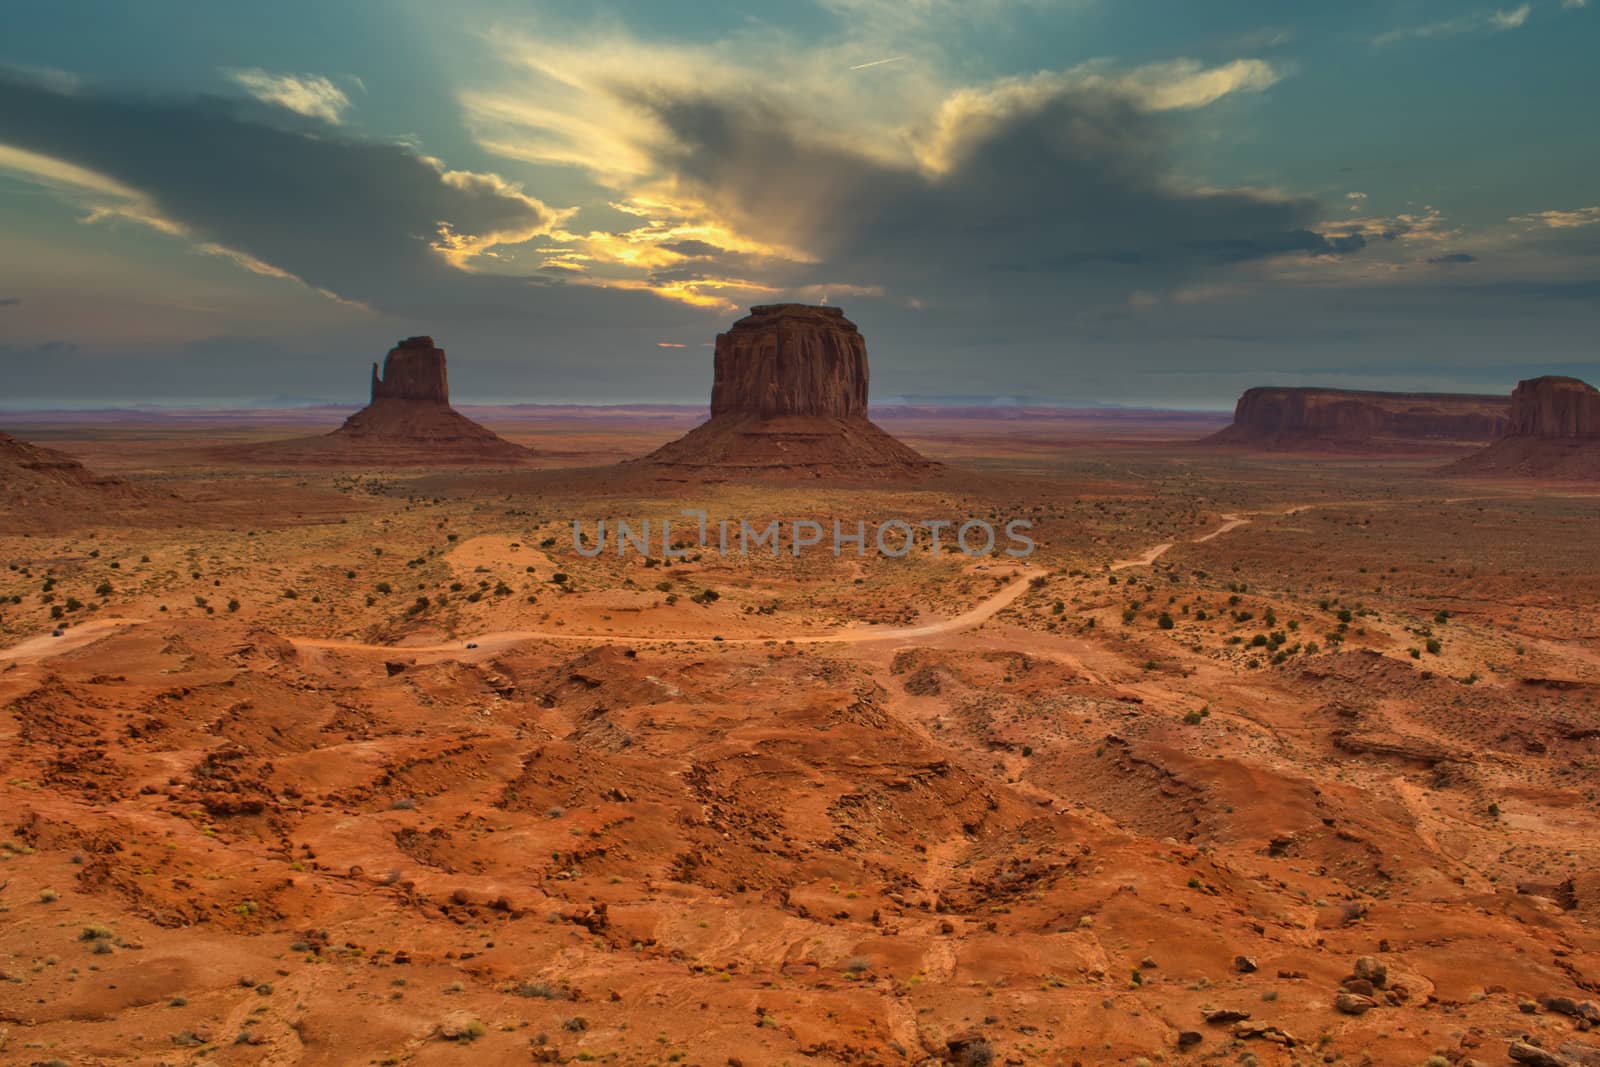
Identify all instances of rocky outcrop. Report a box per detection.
[710,305,868,419]
[1507,376,1600,438]
[639,304,936,479]
[226,337,533,466]
[1,430,142,530]
[1205,387,1508,449]
[370,336,450,405]
[1448,376,1600,478]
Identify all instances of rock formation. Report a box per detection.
[639,304,936,478]
[229,336,533,465]
[710,305,868,419]
[1,429,142,529]
[1448,375,1600,478]
[1506,375,1600,438]
[1205,387,1509,449]
[368,335,450,406]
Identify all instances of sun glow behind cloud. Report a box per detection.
[452,24,1296,309]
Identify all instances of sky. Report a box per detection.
[1,0,1597,409]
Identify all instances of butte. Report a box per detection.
[231,336,533,465]
[636,304,937,480]
[1447,375,1600,479]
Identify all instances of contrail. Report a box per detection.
[849,55,908,71]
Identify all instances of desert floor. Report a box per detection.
[1,409,1598,1067]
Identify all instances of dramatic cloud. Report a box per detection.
[0,68,567,311]
[229,69,353,124]
[1427,252,1478,264]
[619,68,1357,304]
[460,35,1357,316]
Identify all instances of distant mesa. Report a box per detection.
[638,304,938,479]
[1447,375,1600,478]
[1204,386,1509,449]
[230,336,533,466]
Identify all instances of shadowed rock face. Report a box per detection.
[711,305,869,419]
[1508,376,1600,438]
[1446,375,1600,478]
[642,304,935,479]
[370,336,450,406]
[1207,387,1509,447]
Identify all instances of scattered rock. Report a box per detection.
[1542,997,1600,1026]
[1510,1040,1575,1066]
[1352,956,1388,988]
[1234,1021,1297,1046]
[438,1011,485,1042]
[1334,993,1377,1015]
[1234,955,1259,974]
[1558,1042,1600,1067]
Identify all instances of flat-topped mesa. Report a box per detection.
[370,336,450,405]
[1207,386,1509,447]
[1508,375,1600,438]
[711,304,869,419]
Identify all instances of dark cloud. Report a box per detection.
[626,81,1364,296]
[1426,252,1477,265]
[658,239,725,257]
[0,68,626,318]
[0,296,21,307]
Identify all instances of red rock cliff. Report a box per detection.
[1209,387,1509,446]
[1507,376,1600,438]
[371,336,450,405]
[710,305,869,419]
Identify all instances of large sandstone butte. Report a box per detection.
[1204,386,1509,449]
[1448,375,1600,478]
[232,337,533,465]
[368,335,451,406]
[640,304,936,478]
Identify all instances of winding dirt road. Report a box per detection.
[1,510,1268,665]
